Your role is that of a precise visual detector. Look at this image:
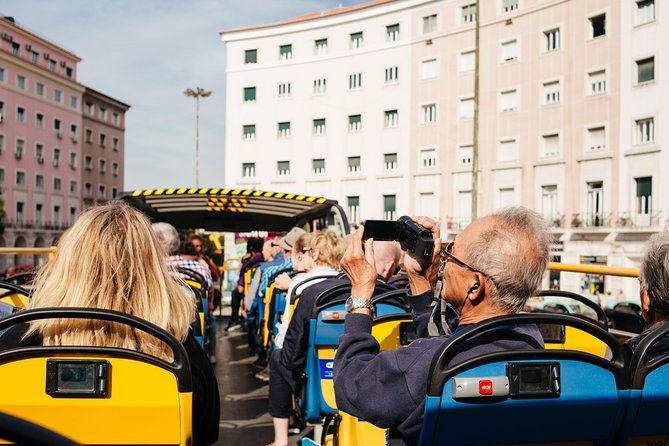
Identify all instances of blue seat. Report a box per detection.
[419,313,629,446]
[621,322,669,444]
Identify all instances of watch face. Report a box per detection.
[345,296,354,312]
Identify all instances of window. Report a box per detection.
[315,38,328,55]
[460,50,475,72]
[245,49,257,64]
[99,107,107,121]
[112,162,119,176]
[385,66,399,83]
[84,102,94,115]
[54,89,62,104]
[16,171,26,186]
[541,185,558,222]
[85,128,93,144]
[421,59,438,79]
[16,75,26,90]
[278,122,291,138]
[278,83,291,98]
[350,32,363,49]
[636,177,652,216]
[66,67,73,78]
[53,177,62,191]
[383,195,397,220]
[459,97,474,119]
[635,117,654,144]
[501,39,518,62]
[462,4,476,24]
[70,124,77,141]
[386,24,400,41]
[112,112,120,126]
[15,139,24,158]
[348,156,361,173]
[502,0,518,13]
[16,202,24,224]
[498,139,518,162]
[589,14,606,39]
[458,191,472,227]
[99,133,107,148]
[347,196,360,224]
[69,152,77,169]
[458,145,473,166]
[384,153,398,171]
[70,180,77,194]
[586,181,604,226]
[98,159,106,173]
[421,104,437,123]
[313,118,326,135]
[112,137,119,151]
[35,174,44,189]
[349,73,362,90]
[0,134,3,154]
[244,87,256,102]
[84,183,92,198]
[420,149,436,168]
[98,185,106,200]
[0,68,3,83]
[0,168,3,185]
[36,82,45,97]
[544,28,560,52]
[542,81,560,104]
[636,57,655,84]
[36,113,44,128]
[636,0,655,26]
[70,96,78,110]
[279,44,292,60]
[348,114,362,132]
[588,70,606,95]
[49,60,56,71]
[276,160,290,177]
[54,118,62,133]
[69,206,77,224]
[499,89,518,112]
[587,127,606,151]
[423,14,437,34]
[35,204,43,226]
[384,110,398,128]
[16,107,26,123]
[418,192,437,220]
[498,188,516,208]
[11,42,20,55]
[312,158,325,175]
[242,162,256,178]
[243,125,256,140]
[541,133,560,157]
[35,143,44,162]
[53,148,61,167]
[313,78,327,95]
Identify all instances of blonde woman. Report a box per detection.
[0,202,220,445]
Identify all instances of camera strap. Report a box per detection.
[427,248,451,337]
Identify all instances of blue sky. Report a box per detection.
[1,0,367,190]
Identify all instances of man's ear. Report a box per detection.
[467,277,484,302]
[641,288,654,324]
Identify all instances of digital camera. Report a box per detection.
[362,215,434,260]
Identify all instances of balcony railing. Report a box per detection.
[2,219,70,230]
[615,210,662,229]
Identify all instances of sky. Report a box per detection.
[1,0,367,190]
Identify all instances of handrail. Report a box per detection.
[547,262,638,278]
[0,247,56,255]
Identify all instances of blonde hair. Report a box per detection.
[27,202,195,361]
[310,230,344,270]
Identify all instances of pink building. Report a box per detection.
[0,16,128,272]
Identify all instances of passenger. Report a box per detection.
[625,231,669,359]
[267,232,401,446]
[227,236,263,331]
[333,207,550,446]
[167,235,215,300]
[0,202,219,445]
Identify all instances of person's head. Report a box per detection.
[277,227,307,259]
[28,202,195,361]
[176,234,199,258]
[250,237,264,254]
[441,207,551,321]
[262,239,280,262]
[292,233,314,272]
[152,222,179,256]
[638,231,669,324]
[372,240,402,281]
[190,234,204,255]
[308,230,344,270]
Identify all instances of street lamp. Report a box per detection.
[184,87,212,188]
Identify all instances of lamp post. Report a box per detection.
[184,87,212,188]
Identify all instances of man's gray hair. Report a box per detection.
[151,222,180,256]
[639,231,669,313]
[465,207,552,313]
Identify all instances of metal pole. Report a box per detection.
[471,0,480,221]
[195,94,200,188]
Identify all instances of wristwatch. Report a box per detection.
[345,296,373,313]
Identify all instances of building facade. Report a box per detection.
[221,0,666,298]
[0,17,129,272]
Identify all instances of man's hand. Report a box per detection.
[274,272,292,290]
[403,216,441,295]
[340,226,377,299]
[237,285,244,294]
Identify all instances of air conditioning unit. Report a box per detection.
[60,60,66,68]
[0,32,12,42]
[37,156,44,164]
[56,131,63,139]
[71,136,78,143]
[15,150,23,160]
[43,53,50,60]
[53,159,60,167]
[25,43,31,51]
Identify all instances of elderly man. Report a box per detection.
[333,207,551,446]
[626,231,669,358]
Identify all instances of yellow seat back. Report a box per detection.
[262,283,276,347]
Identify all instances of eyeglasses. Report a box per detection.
[443,241,496,285]
[301,247,313,254]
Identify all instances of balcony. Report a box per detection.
[2,219,70,231]
[615,210,663,231]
